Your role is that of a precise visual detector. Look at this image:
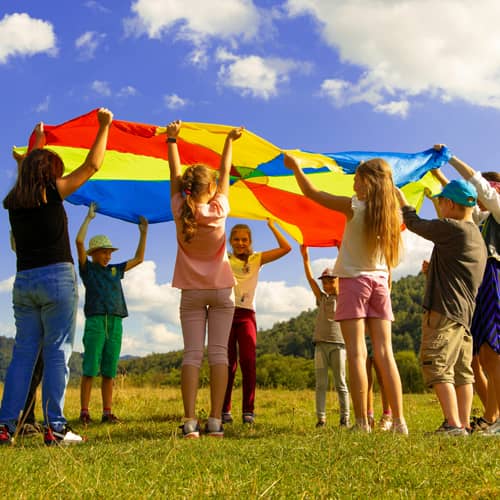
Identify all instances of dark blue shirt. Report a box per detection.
[79,259,128,318]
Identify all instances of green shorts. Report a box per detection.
[82,315,123,378]
[420,310,474,387]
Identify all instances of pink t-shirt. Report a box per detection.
[171,192,235,290]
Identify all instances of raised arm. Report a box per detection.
[166,120,182,197]
[218,127,243,197]
[75,203,97,266]
[283,153,353,217]
[125,217,148,271]
[300,245,322,301]
[260,219,292,265]
[57,108,113,199]
[12,122,45,170]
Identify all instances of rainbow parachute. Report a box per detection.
[17,109,450,246]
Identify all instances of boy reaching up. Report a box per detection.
[76,203,148,425]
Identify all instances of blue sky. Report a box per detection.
[1,1,500,355]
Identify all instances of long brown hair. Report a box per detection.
[180,164,216,243]
[356,158,401,269]
[3,149,64,210]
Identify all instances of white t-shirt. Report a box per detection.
[333,196,389,278]
[229,252,262,310]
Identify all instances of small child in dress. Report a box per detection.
[300,246,350,428]
[77,203,148,424]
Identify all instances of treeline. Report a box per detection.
[0,273,427,392]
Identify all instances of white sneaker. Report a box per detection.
[44,425,85,446]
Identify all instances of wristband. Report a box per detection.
[167,137,177,143]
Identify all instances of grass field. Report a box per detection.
[2,383,499,499]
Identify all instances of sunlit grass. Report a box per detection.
[2,384,499,498]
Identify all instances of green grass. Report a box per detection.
[2,384,499,499]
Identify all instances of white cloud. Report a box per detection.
[188,47,209,68]
[35,95,50,113]
[122,261,180,324]
[374,100,410,118]
[0,13,57,64]
[122,323,182,357]
[75,31,106,60]
[394,230,433,281]
[287,0,500,112]
[216,48,310,99]
[320,78,410,117]
[125,0,260,43]
[117,85,138,97]
[91,80,112,96]
[164,93,189,110]
[256,281,315,328]
[0,276,14,293]
[84,1,111,13]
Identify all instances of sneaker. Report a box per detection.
[479,418,500,436]
[470,416,494,433]
[0,425,12,445]
[101,413,120,424]
[433,420,468,437]
[350,423,371,433]
[393,421,409,435]
[316,419,326,428]
[222,412,233,424]
[79,413,93,425]
[205,423,224,438]
[378,414,393,431]
[242,412,255,424]
[44,425,85,446]
[20,422,43,436]
[339,416,350,428]
[180,420,200,439]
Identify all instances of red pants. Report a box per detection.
[223,308,257,414]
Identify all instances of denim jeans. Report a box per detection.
[0,262,78,432]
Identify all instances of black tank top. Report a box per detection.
[9,184,73,271]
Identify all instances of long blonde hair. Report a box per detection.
[180,164,216,243]
[356,158,401,269]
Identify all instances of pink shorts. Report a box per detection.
[335,275,394,322]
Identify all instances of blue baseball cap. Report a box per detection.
[433,179,477,207]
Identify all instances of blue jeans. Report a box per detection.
[0,262,78,432]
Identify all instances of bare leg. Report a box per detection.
[101,376,114,410]
[366,356,374,417]
[340,319,368,425]
[372,356,391,414]
[456,383,473,428]
[209,364,228,419]
[480,344,500,422]
[367,318,404,420]
[80,375,94,411]
[181,364,200,419]
[471,355,488,410]
[433,382,460,427]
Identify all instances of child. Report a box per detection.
[166,120,242,439]
[77,203,148,424]
[222,220,291,425]
[442,151,500,435]
[285,154,408,434]
[396,180,487,435]
[300,246,350,428]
